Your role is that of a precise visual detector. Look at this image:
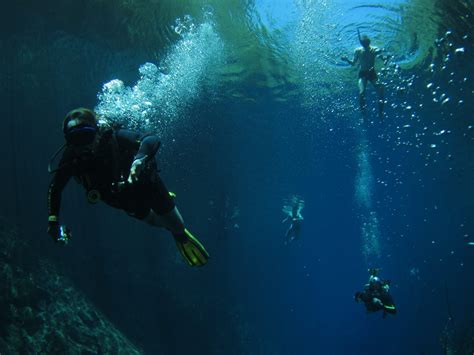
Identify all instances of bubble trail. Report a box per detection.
[95,13,225,138]
[355,130,381,264]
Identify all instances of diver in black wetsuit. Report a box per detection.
[47,107,209,267]
[354,268,397,318]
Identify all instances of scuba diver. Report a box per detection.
[282,195,304,244]
[354,268,397,318]
[47,107,209,267]
[341,29,386,120]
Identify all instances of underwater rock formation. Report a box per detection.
[450,321,474,355]
[0,221,142,354]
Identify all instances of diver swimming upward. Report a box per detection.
[341,29,388,121]
[47,108,209,267]
[282,195,305,244]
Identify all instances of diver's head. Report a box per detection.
[368,267,379,276]
[360,35,371,49]
[63,108,99,147]
[369,276,382,290]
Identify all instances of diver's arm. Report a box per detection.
[356,291,370,303]
[342,49,359,66]
[117,129,161,161]
[47,169,71,221]
[135,135,161,160]
[47,150,74,221]
[48,170,71,245]
[341,56,354,65]
[118,129,161,183]
[47,163,73,243]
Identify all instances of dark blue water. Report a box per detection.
[1,1,473,354]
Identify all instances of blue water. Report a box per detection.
[1,0,473,354]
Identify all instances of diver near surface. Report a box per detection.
[341,29,387,120]
[47,107,209,267]
[355,268,397,318]
[282,195,304,244]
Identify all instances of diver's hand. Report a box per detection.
[48,222,71,245]
[372,297,383,306]
[128,156,147,184]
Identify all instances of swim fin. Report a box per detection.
[173,229,209,266]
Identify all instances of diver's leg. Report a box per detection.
[148,175,208,266]
[287,226,297,243]
[143,210,164,227]
[141,174,184,234]
[143,207,184,234]
[155,207,185,234]
[285,226,292,244]
[293,229,300,240]
[144,207,208,266]
[374,80,385,119]
[358,78,368,116]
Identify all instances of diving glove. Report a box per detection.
[48,222,71,245]
[173,229,209,267]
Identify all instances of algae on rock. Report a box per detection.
[0,220,142,354]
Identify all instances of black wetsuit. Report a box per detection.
[357,287,397,315]
[48,129,175,220]
[286,217,302,241]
